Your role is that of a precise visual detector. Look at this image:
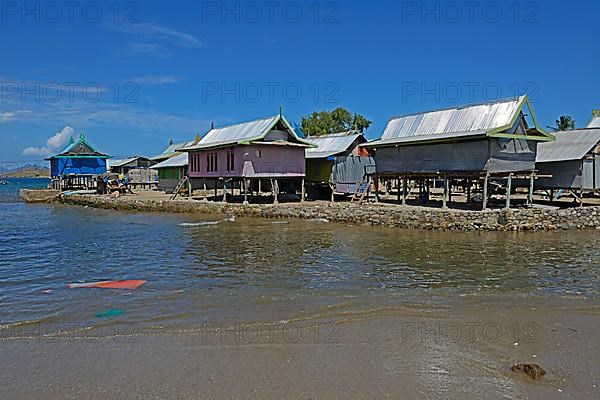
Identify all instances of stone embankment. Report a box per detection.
[19,189,61,203]
[55,194,600,231]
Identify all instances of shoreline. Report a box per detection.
[2,298,598,399]
[50,192,600,231]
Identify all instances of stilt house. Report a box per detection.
[46,133,110,190]
[178,114,313,201]
[363,96,553,209]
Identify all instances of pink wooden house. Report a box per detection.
[179,113,313,202]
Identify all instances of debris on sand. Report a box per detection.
[511,363,546,380]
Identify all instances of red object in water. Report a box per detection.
[67,280,147,289]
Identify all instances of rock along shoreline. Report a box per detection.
[54,193,600,232]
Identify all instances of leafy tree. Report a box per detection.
[555,115,576,131]
[351,114,371,132]
[301,108,371,136]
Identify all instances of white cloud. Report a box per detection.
[46,126,75,149]
[1,79,210,142]
[128,75,185,85]
[0,110,33,123]
[107,22,202,57]
[124,22,202,48]
[0,112,17,123]
[21,147,49,156]
[126,42,172,57]
[6,99,209,135]
[22,126,76,156]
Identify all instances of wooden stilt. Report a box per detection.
[222,179,227,202]
[402,177,407,205]
[301,178,305,202]
[528,173,535,206]
[442,175,448,209]
[214,180,217,201]
[483,172,489,211]
[505,173,512,210]
[374,176,380,203]
[243,178,248,205]
[203,180,208,202]
[466,179,471,203]
[272,179,279,204]
[188,177,192,198]
[397,177,401,203]
[330,183,335,203]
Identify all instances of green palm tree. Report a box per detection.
[555,115,576,131]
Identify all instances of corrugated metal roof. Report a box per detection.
[184,116,279,150]
[151,152,188,169]
[366,96,527,147]
[305,132,361,159]
[536,129,600,163]
[108,157,138,168]
[151,140,197,160]
[203,116,278,144]
[180,114,311,151]
[384,96,524,138]
[588,116,600,128]
[48,133,109,159]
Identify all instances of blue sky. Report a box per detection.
[0,0,598,163]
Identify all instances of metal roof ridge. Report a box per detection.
[305,130,360,139]
[209,114,279,130]
[386,95,525,122]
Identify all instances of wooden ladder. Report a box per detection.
[351,177,370,204]
[170,176,190,200]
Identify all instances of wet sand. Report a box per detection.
[2,297,598,400]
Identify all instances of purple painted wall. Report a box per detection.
[188,145,305,179]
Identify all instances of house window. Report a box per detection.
[206,152,218,172]
[226,149,235,171]
[255,149,262,158]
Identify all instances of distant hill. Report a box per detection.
[2,164,50,178]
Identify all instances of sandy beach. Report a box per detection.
[2,296,598,400]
